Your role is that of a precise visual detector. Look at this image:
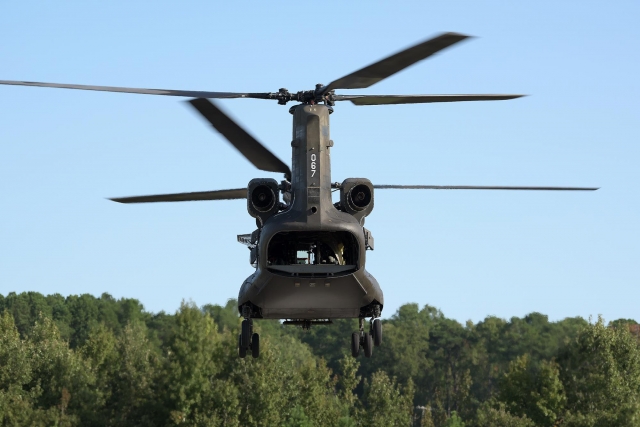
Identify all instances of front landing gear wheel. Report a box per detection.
[363,332,373,358]
[351,332,360,358]
[251,333,260,358]
[238,334,247,358]
[372,318,382,347]
[241,319,251,349]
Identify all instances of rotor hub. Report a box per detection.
[271,86,335,106]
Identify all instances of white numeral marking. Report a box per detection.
[310,153,317,178]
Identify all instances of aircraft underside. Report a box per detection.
[236,266,384,359]
[238,267,383,320]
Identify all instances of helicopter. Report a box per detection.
[0,32,597,359]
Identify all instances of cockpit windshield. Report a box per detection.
[267,231,358,267]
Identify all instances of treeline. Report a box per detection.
[1,291,639,426]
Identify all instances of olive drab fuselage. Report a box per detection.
[238,104,383,320]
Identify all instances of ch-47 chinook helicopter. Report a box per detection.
[1,32,597,359]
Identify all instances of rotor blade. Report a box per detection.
[0,79,273,99]
[188,98,291,179]
[334,94,525,106]
[110,188,247,204]
[374,185,599,191]
[321,32,470,94]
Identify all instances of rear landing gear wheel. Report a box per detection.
[251,333,260,358]
[351,332,360,358]
[238,334,247,358]
[363,332,373,358]
[372,318,382,347]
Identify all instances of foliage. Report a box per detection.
[443,411,465,427]
[361,371,415,426]
[558,316,640,427]
[475,402,536,427]
[1,292,639,426]
[490,354,566,426]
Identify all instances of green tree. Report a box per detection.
[27,314,96,425]
[470,313,586,409]
[1,311,88,426]
[289,318,359,375]
[361,371,414,426]
[428,319,473,419]
[162,301,222,425]
[284,405,314,427]
[2,291,53,337]
[202,299,241,333]
[65,294,101,347]
[495,354,566,426]
[0,311,44,425]
[609,318,638,329]
[107,321,160,426]
[4,292,622,427]
[443,411,465,427]
[475,402,535,427]
[337,354,361,415]
[78,322,118,425]
[226,334,319,426]
[0,311,32,394]
[295,358,342,426]
[47,293,74,340]
[558,316,640,426]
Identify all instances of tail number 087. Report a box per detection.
[310,153,317,177]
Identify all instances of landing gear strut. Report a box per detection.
[238,306,260,359]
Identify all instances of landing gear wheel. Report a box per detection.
[351,332,360,358]
[251,333,260,358]
[241,319,251,349]
[364,332,373,358]
[372,318,382,347]
[238,334,247,358]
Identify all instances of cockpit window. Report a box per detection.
[267,231,358,267]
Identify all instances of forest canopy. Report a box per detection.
[1,291,639,427]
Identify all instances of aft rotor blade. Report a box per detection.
[321,32,470,94]
[0,80,272,99]
[334,94,525,106]
[374,185,599,191]
[188,98,291,179]
[110,188,247,204]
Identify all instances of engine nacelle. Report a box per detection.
[247,178,280,226]
[340,178,374,223]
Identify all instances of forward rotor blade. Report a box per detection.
[110,188,247,204]
[188,98,291,179]
[374,185,599,191]
[0,80,272,99]
[334,94,525,106]
[321,32,470,94]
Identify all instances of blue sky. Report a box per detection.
[1,1,638,323]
